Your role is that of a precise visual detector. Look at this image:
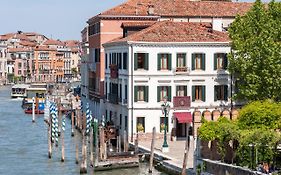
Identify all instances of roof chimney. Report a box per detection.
[148,5,155,15]
[212,18,223,32]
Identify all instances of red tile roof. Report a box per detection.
[43,39,65,46]
[8,47,33,53]
[121,21,156,28]
[64,40,80,47]
[99,0,252,17]
[34,46,56,51]
[106,21,229,44]
[19,41,37,47]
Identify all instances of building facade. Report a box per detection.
[103,21,231,138]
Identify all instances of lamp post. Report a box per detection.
[161,96,170,153]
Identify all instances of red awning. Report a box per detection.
[174,112,192,123]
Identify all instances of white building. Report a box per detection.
[103,21,231,139]
[0,39,7,85]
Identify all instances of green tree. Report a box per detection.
[228,0,281,101]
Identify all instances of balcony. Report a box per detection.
[173,67,190,74]
[108,93,118,104]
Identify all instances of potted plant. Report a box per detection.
[137,123,144,133]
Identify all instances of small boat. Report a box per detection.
[24,107,44,114]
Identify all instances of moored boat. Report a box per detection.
[11,84,30,98]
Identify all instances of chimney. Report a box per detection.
[148,5,155,15]
[212,18,223,32]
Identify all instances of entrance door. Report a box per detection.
[176,121,193,137]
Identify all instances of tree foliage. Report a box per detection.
[228,0,281,101]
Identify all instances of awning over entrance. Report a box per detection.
[174,112,192,123]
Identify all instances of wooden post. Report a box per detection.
[75,130,79,164]
[48,121,52,159]
[117,136,119,153]
[181,124,190,175]
[32,97,35,122]
[124,130,128,152]
[149,127,156,173]
[135,132,139,154]
[80,130,87,173]
[90,127,94,167]
[71,101,74,137]
[98,126,103,161]
[118,135,121,153]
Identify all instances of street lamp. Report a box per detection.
[161,96,170,153]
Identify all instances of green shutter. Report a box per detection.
[145,53,149,70]
[214,86,217,101]
[134,86,138,102]
[168,54,172,70]
[202,54,206,70]
[168,86,171,101]
[157,54,161,70]
[183,53,186,66]
[223,54,228,70]
[157,86,161,102]
[214,53,218,70]
[184,86,187,96]
[192,54,195,70]
[134,53,138,70]
[224,85,228,101]
[202,86,206,102]
[145,86,149,102]
[192,86,195,102]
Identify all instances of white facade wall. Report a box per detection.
[104,42,231,136]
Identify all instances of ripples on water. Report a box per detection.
[0,86,167,175]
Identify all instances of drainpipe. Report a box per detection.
[130,44,134,143]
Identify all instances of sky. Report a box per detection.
[0,0,125,41]
[0,0,274,41]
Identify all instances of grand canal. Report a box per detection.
[0,86,166,175]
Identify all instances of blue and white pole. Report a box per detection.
[86,103,92,135]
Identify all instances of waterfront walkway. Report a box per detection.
[135,134,196,174]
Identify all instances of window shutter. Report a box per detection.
[157,86,161,102]
[192,54,195,70]
[168,54,172,70]
[192,86,195,102]
[223,54,228,70]
[134,86,138,102]
[168,86,171,101]
[183,53,186,67]
[224,85,228,101]
[144,53,149,70]
[202,54,206,70]
[184,86,187,96]
[157,54,161,70]
[214,86,217,101]
[145,86,149,102]
[214,53,217,70]
[134,53,138,70]
[202,86,206,102]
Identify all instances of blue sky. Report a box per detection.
[0,0,272,41]
[0,0,125,40]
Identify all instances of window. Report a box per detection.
[134,53,148,70]
[214,53,227,70]
[119,84,122,102]
[214,85,228,101]
[118,53,122,69]
[134,86,148,102]
[123,53,127,70]
[105,54,108,69]
[125,116,128,131]
[125,85,128,100]
[192,85,206,102]
[176,86,187,96]
[192,53,205,70]
[105,110,108,121]
[18,63,22,69]
[176,53,186,67]
[160,117,168,132]
[119,114,122,129]
[158,53,171,70]
[157,86,171,102]
[94,48,100,62]
[137,117,145,133]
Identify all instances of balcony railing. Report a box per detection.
[173,67,190,74]
[108,93,118,104]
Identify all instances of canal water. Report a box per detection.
[0,86,166,175]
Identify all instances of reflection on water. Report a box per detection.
[0,86,167,175]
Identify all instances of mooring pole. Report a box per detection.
[75,129,79,164]
[135,132,139,154]
[118,135,121,153]
[71,104,74,137]
[32,97,35,123]
[48,120,52,159]
[80,129,87,174]
[124,130,128,152]
[61,113,65,162]
[181,124,190,175]
[90,126,94,167]
[149,127,156,173]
